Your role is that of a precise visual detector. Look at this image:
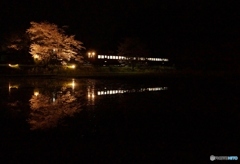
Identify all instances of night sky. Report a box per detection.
[1,0,240,59]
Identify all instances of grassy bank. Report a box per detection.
[0,65,239,78]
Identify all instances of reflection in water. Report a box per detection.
[87,84,95,106]
[97,87,168,95]
[28,80,83,130]
[67,79,75,91]
[5,78,168,130]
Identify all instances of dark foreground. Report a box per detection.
[0,76,239,163]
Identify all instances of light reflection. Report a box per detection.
[97,87,168,95]
[71,79,75,90]
[29,89,81,130]
[6,78,168,130]
[87,85,95,105]
[66,79,76,90]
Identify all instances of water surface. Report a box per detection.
[0,77,239,163]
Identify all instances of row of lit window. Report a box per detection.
[97,55,168,61]
[147,58,169,61]
[98,55,127,60]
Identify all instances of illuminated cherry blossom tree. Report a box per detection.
[26,21,84,65]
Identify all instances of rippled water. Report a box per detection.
[0,77,239,163]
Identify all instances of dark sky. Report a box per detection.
[1,0,240,56]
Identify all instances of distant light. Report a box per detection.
[67,64,76,69]
[34,91,39,96]
[9,64,19,68]
[9,84,19,92]
[88,51,95,58]
[33,54,39,59]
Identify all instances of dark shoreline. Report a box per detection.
[0,70,239,80]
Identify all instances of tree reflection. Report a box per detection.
[28,87,83,130]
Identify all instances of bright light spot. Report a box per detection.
[33,54,39,59]
[67,64,76,69]
[9,64,19,68]
[88,51,95,58]
[72,79,75,90]
[34,91,39,96]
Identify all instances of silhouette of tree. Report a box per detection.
[117,37,149,70]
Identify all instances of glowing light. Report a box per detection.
[34,91,39,96]
[9,84,19,92]
[71,79,75,90]
[67,64,76,69]
[33,54,39,59]
[8,64,19,68]
[88,51,95,58]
